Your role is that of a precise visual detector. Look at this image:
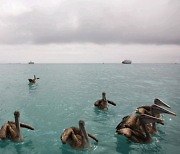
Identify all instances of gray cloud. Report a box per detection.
[0,0,180,45]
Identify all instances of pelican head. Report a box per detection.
[14,111,20,118]
[154,98,170,108]
[79,120,85,127]
[102,92,106,100]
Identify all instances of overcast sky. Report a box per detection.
[0,0,180,63]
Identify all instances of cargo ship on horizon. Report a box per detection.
[122,60,132,64]
[28,61,34,64]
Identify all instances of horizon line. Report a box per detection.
[0,62,179,64]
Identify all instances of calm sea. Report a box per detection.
[0,64,179,154]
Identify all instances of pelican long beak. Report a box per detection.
[14,111,20,129]
[139,114,164,125]
[154,98,171,108]
[80,125,89,143]
[152,104,176,116]
[79,120,90,148]
[14,111,23,141]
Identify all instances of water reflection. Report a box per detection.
[93,106,109,114]
[0,140,10,148]
[28,83,38,91]
[156,129,166,142]
[93,108,109,122]
[0,140,34,154]
[115,133,163,154]
[115,135,133,154]
[140,141,162,154]
[14,140,34,154]
[60,144,92,154]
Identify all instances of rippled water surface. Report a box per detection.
[0,64,180,154]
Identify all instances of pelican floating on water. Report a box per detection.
[94,92,116,110]
[116,113,164,143]
[28,75,39,84]
[0,111,34,142]
[60,120,98,149]
[136,98,176,132]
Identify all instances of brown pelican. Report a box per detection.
[60,120,98,149]
[0,111,34,142]
[28,75,39,84]
[116,113,164,143]
[94,92,116,110]
[136,98,176,132]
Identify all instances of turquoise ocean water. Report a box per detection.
[0,64,179,154]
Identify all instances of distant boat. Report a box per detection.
[122,60,132,64]
[28,61,34,64]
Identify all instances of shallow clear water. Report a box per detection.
[0,64,179,154]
